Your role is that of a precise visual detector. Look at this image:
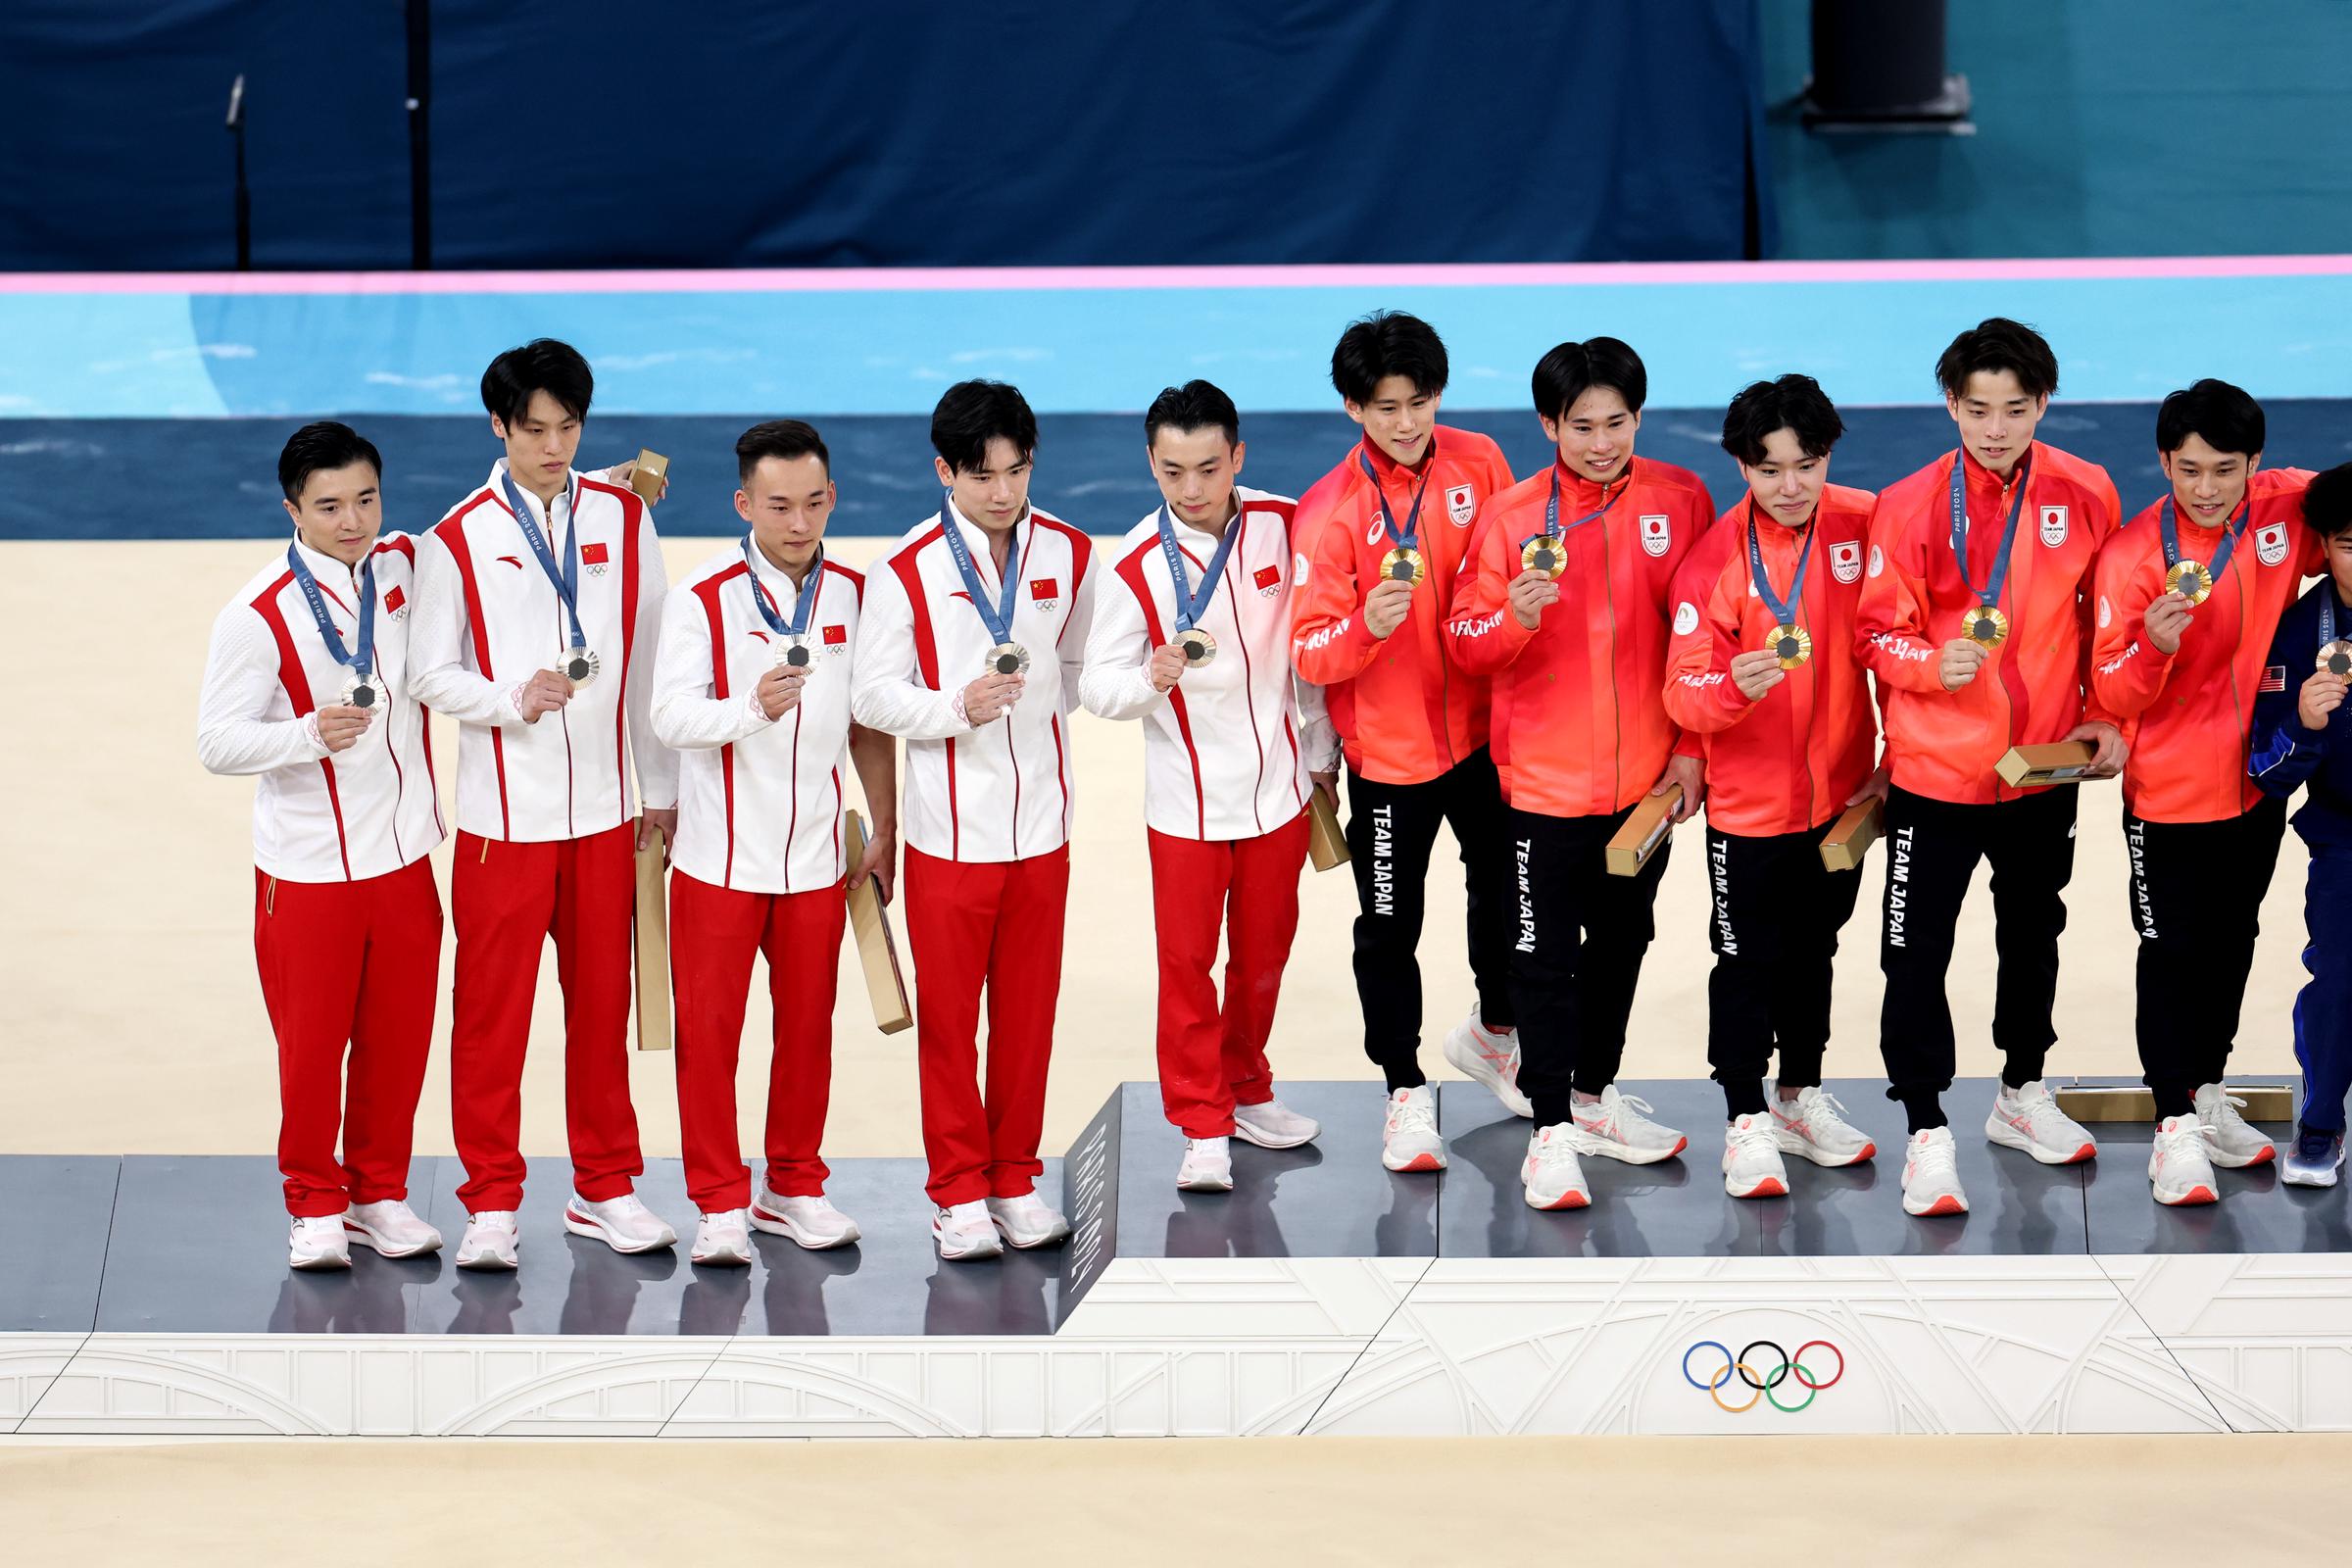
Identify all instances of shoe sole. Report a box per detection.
[454,1250,517,1271]
[2283,1167,2342,1189]
[1442,1033,1534,1118]
[564,1210,677,1253]
[1522,1187,1591,1210]
[1177,1174,1235,1193]
[289,1251,352,1271]
[2206,1144,2276,1169]
[1232,1116,1319,1151]
[691,1244,754,1266]
[1773,1130,1876,1167]
[1574,1131,1689,1165]
[1903,1193,1969,1217]
[748,1202,861,1250]
[1383,1149,1446,1173]
[934,1228,1004,1262]
[1984,1118,2097,1165]
[2153,1183,2219,1206]
[989,1218,1072,1250]
[343,1222,442,1259]
[1725,1173,1789,1200]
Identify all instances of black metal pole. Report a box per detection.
[405,0,431,269]
[225,74,251,270]
[1803,0,1974,135]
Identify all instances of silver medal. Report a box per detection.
[563,647,602,689]
[339,668,379,710]
[985,641,1031,677]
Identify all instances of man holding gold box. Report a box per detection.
[1663,376,1883,1200]
[1443,337,1712,1210]
[1081,381,1340,1194]
[1856,318,2123,1218]
[652,420,897,1264]
[2092,381,2315,1205]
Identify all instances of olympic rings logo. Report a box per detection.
[1682,1339,1844,1414]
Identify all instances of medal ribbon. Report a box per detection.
[741,536,823,642]
[1946,453,2033,615]
[1153,503,1241,635]
[939,492,1025,648]
[1358,451,1430,552]
[498,467,589,654]
[1534,464,1629,550]
[2325,587,2339,652]
[285,542,377,681]
[1744,500,1818,628]
[2158,495,2251,588]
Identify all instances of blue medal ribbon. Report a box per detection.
[1529,464,1629,553]
[497,467,588,653]
[2158,495,2250,590]
[1946,452,2033,615]
[285,542,377,685]
[938,493,1024,648]
[1357,451,1430,552]
[2325,586,2339,651]
[741,536,822,642]
[1153,503,1241,635]
[1745,499,1817,627]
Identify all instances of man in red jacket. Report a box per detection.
[1290,313,1521,1174]
[1857,318,2125,1219]
[1664,376,1883,1200]
[2090,379,2315,1205]
[1443,337,1712,1209]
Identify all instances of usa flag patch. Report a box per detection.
[2261,664,2287,693]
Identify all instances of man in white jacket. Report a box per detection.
[1081,381,1341,1191]
[198,422,446,1269]
[651,419,897,1266]
[852,380,1096,1260]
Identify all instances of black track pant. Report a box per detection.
[1346,749,1517,1092]
[1705,818,1866,1120]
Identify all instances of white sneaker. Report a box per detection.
[1442,1011,1532,1118]
[1381,1085,1446,1172]
[691,1209,753,1266]
[2191,1083,2277,1168]
[986,1192,1072,1250]
[1770,1085,1877,1167]
[1233,1098,1320,1149]
[342,1199,442,1258]
[455,1210,519,1270]
[1985,1080,2098,1165]
[288,1214,351,1270]
[1178,1136,1234,1193]
[564,1193,678,1254]
[2149,1116,2221,1207]
[1521,1123,1593,1210]
[1723,1113,1790,1200]
[933,1200,1004,1261]
[1901,1128,1970,1217]
[748,1183,861,1250]
[1571,1085,1689,1164]
[2284,1128,2347,1188]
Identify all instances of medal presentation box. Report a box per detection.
[5,1078,2345,1440]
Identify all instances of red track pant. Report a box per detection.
[451,821,643,1211]
[1148,810,1310,1137]
[670,871,847,1212]
[904,844,1070,1206]
[253,858,442,1217]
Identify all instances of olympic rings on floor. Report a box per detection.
[1683,1337,1843,1412]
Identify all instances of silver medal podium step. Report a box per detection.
[4,1079,2348,1439]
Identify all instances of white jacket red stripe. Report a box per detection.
[852,501,1096,862]
[198,535,445,882]
[1080,488,1339,840]
[409,462,678,842]
[653,539,864,894]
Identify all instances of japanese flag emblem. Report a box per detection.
[1640,514,1671,558]
[1446,484,1476,527]
[2256,521,2289,566]
[2039,505,2069,547]
[1830,539,1862,584]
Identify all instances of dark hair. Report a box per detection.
[1720,374,1844,466]
[278,420,383,502]
[1532,336,1648,421]
[1145,379,1241,448]
[2304,463,2352,540]
[1330,311,1448,405]
[735,418,831,483]
[1935,318,2058,401]
[930,380,1038,474]
[480,337,594,428]
[2155,378,2266,459]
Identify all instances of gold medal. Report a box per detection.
[1966,607,2010,649]
[1378,546,1425,587]
[1768,623,1812,670]
[562,647,602,689]
[1175,626,1217,666]
[2320,640,2352,678]
[2165,560,2213,607]
[1520,536,1563,580]
[985,641,1031,677]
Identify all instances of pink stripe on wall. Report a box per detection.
[4,256,2351,295]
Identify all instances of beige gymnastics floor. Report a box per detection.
[0,1436,2340,1564]
[0,536,2318,1164]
